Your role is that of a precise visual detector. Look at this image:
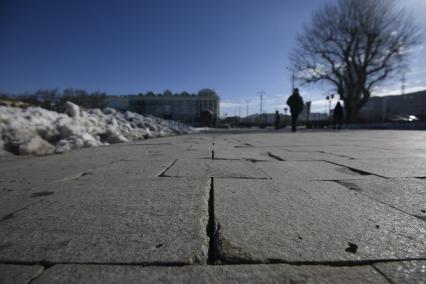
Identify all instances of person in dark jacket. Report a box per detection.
[286,88,304,132]
[274,110,280,129]
[333,101,344,129]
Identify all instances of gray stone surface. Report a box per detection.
[73,158,176,181]
[338,177,426,218]
[257,160,372,181]
[0,178,210,264]
[212,149,273,161]
[332,157,426,178]
[0,264,43,284]
[2,130,426,283]
[265,148,344,161]
[33,264,388,284]
[164,159,270,179]
[213,178,426,263]
[374,261,426,284]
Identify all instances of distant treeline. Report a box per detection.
[0,89,107,111]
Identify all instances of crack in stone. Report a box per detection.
[323,160,380,177]
[0,202,41,223]
[206,177,216,264]
[371,264,397,284]
[157,159,177,177]
[267,152,285,161]
[26,265,46,284]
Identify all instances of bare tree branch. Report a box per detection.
[290,0,421,122]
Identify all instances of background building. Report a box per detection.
[106,89,220,126]
[358,90,426,122]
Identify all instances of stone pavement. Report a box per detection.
[1,129,425,283]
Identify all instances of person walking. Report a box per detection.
[274,110,280,129]
[286,88,304,132]
[333,101,344,129]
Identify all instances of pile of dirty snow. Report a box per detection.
[0,102,192,155]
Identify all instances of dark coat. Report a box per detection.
[333,103,344,119]
[287,92,304,115]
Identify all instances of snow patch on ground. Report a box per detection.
[0,102,192,155]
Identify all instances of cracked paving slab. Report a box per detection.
[265,148,352,161]
[330,157,426,178]
[0,159,175,219]
[163,159,270,179]
[337,177,426,219]
[32,263,388,284]
[0,264,44,284]
[213,179,426,263]
[373,261,426,284]
[257,160,372,181]
[0,178,210,264]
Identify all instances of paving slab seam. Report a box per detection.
[335,180,426,222]
[322,160,386,178]
[0,261,189,267]
[206,177,216,264]
[4,258,426,268]
[316,150,355,160]
[205,258,426,267]
[0,200,43,223]
[267,152,285,161]
[25,268,45,284]
[371,265,396,284]
[213,176,272,180]
[157,159,178,177]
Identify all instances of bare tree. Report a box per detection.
[291,0,421,122]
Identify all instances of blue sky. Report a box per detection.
[1,0,425,115]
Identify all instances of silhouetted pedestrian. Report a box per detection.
[286,88,304,132]
[274,111,280,129]
[333,101,344,129]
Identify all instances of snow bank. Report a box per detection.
[0,102,192,155]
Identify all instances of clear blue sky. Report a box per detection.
[1,0,425,115]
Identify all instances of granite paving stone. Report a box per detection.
[374,261,426,284]
[213,178,426,263]
[0,264,44,284]
[265,148,348,161]
[213,150,273,161]
[163,159,270,179]
[257,160,373,181]
[331,157,426,178]
[0,178,210,264]
[337,177,426,218]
